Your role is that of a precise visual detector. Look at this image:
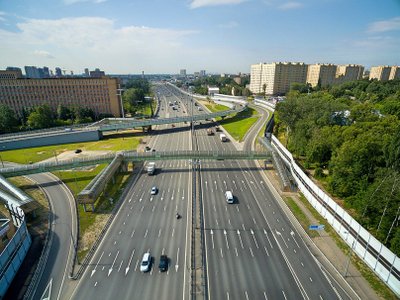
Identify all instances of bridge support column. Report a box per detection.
[120,161,128,172]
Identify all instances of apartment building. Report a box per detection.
[335,64,364,84]
[306,63,337,87]
[389,66,400,80]
[369,66,392,81]
[250,62,308,95]
[0,71,122,117]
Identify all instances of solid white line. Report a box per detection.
[263,291,268,300]
[220,248,224,259]
[245,290,249,300]
[118,260,123,272]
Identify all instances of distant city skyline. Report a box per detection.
[0,0,399,74]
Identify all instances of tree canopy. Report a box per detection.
[275,79,400,256]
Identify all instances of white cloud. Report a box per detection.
[190,0,247,9]
[278,2,303,10]
[0,17,199,73]
[367,16,400,33]
[219,21,239,29]
[33,50,55,59]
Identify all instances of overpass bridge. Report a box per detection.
[0,150,272,178]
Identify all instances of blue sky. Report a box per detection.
[0,0,399,74]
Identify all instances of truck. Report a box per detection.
[207,128,214,136]
[219,133,227,142]
[146,162,156,175]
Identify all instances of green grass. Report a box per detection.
[284,197,319,238]
[205,103,230,112]
[0,134,142,164]
[218,107,259,142]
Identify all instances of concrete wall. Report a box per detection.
[0,130,102,151]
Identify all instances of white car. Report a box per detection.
[140,253,151,272]
[151,186,158,195]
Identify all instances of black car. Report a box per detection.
[145,146,151,151]
[75,149,82,154]
[159,255,168,272]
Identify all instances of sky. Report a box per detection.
[0,0,399,74]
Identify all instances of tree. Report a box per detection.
[27,104,54,129]
[57,104,72,120]
[0,104,18,133]
[123,88,145,113]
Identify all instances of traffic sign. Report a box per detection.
[309,224,325,230]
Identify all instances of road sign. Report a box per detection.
[309,224,325,230]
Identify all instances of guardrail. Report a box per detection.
[271,135,400,297]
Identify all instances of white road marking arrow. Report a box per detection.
[91,251,104,278]
[125,248,135,275]
[108,250,120,276]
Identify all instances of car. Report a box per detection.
[151,186,158,195]
[75,149,82,154]
[145,146,151,152]
[140,253,151,272]
[159,255,168,272]
[171,124,175,128]
[152,149,156,152]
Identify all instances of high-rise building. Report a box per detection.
[84,68,90,77]
[369,66,392,81]
[89,68,105,78]
[306,63,337,87]
[42,67,50,78]
[180,69,186,77]
[55,67,62,77]
[250,62,308,95]
[200,70,206,77]
[0,69,23,79]
[389,66,400,80]
[0,73,122,117]
[335,64,364,84]
[24,66,41,78]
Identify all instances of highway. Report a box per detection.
[69,84,346,299]
[70,85,193,300]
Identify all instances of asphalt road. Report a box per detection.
[69,84,346,300]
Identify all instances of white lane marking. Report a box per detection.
[94,281,98,287]
[282,290,287,300]
[236,206,240,212]
[245,291,249,300]
[252,217,257,225]
[250,229,259,249]
[234,247,239,257]
[152,205,155,212]
[108,250,120,276]
[220,248,223,259]
[125,248,135,275]
[131,229,135,238]
[118,260,124,272]
[237,230,244,249]
[213,205,217,212]
[309,277,313,282]
[144,229,148,238]
[249,247,254,258]
[158,228,162,238]
[290,230,300,248]
[118,231,122,235]
[232,180,237,190]
[224,230,229,250]
[140,206,144,212]
[264,246,270,256]
[228,218,231,226]
[91,251,104,277]
[263,291,268,300]
[211,230,215,249]
[114,241,117,245]
[175,247,180,272]
[242,224,246,231]
[263,229,273,248]
[172,227,175,237]
[216,218,219,226]
[276,230,288,248]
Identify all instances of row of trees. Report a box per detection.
[191,75,251,97]
[0,103,104,133]
[274,79,400,256]
[122,78,151,114]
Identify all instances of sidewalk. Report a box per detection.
[263,168,382,300]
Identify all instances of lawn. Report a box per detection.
[0,133,142,164]
[217,107,260,142]
[204,103,230,112]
